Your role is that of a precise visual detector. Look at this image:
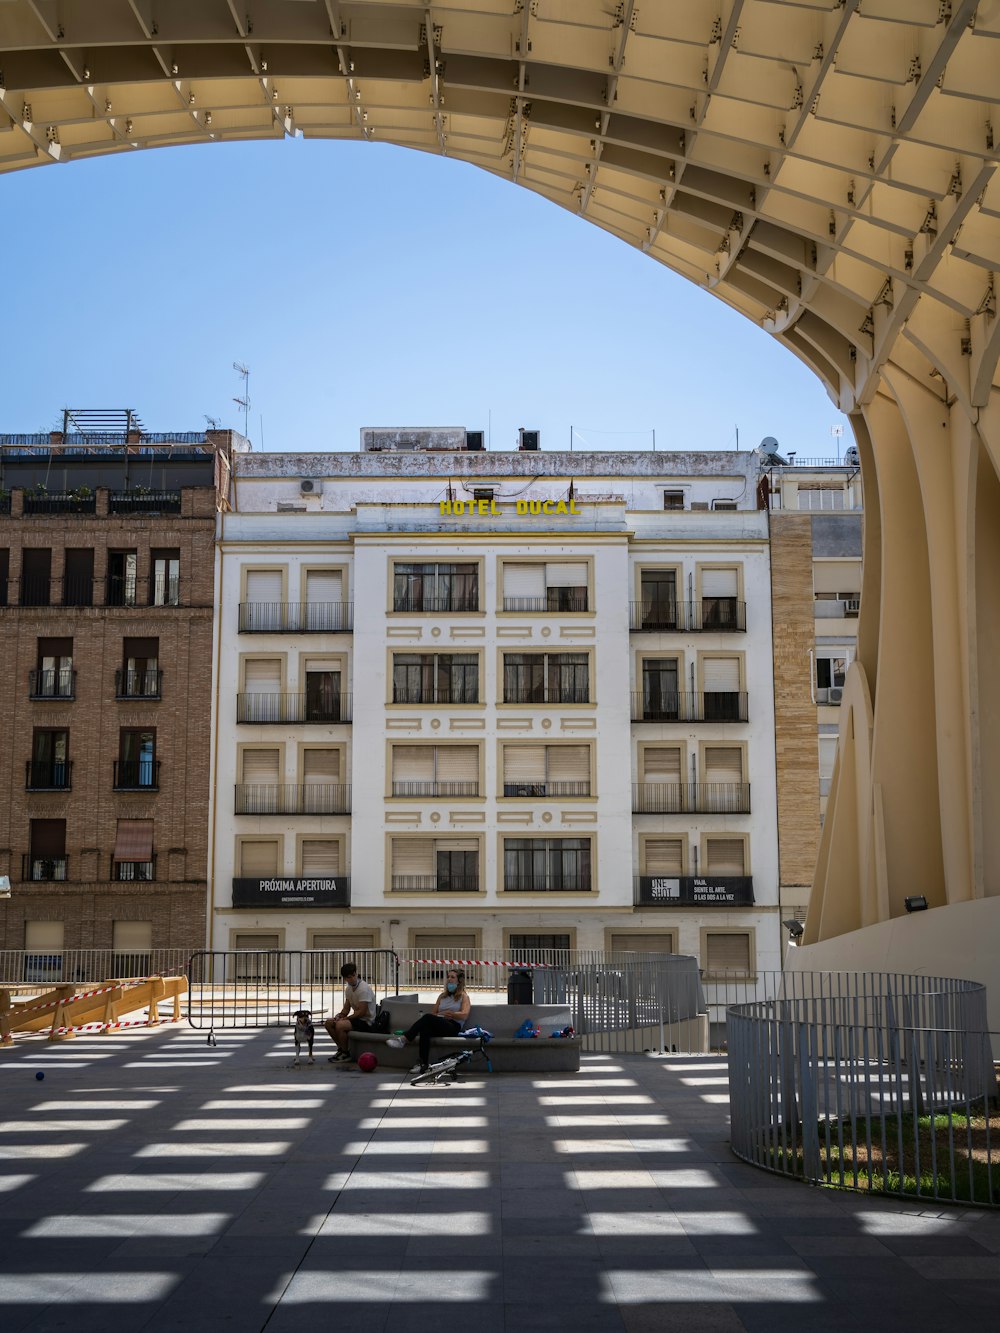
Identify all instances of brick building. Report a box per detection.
[0,419,235,976]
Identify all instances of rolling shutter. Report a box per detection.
[704,747,743,784]
[391,839,435,876]
[504,564,546,598]
[303,750,340,783]
[547,745,589,784]
[644,838,684,874]
[703,658,740,691]
[503,746,547,784]
[239,841,279,875]
[301,841,340,874]
[545,562,588,587]
[813,564,854,594]
[412,932,476,956]
[609,932,675,954]
[311,932,375,951]
[435,746,478,783]
[438,838,478,852]
[642,747,682,782]
[701,568,738,597]
[705,933,751,974]
[305,571,343,602]
[246,570,283,602]
[705,838,745,874]
[25,921,64,950]
[234,932,280,951]
[392,746,434,783]
[242,750,280,784]
[244,659,281,692]
[112,921,152,952]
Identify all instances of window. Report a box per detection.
[300,841,342,875]
[151,550,180,606]
[391,653,478,704]
[24,921,64,984]
[305,666,342,722]
[503,838,592,892]
[643,837,684,875]
[638,570,678,629]
[609,931,675,954]
[112,921,152,978]
[641,658,679,721]
[107,550,137,606]
[700,569,741,629]
[119,637,160,699]
[663,491,684,511]
[20,548,51,606]
[798,485,846,510]
[501,562,588,612]
[816,650,851,703]
[304,569,348,631]
[702,657,742,720]
[27,818,67,881]
[237,748,281,813]
[509,933,571,953]
[32,637,73,698]
[635,747,682,811]
[63,549,94,606]
[391,745,479,797]
[393,562,478,612]
[117,729,157,789]
[502,652,589,704]
[112,819,155,881]
[704,931,753,978]
[240,658,282,722]
[0,548,8,607]
[232,932,281,981]
[502,745,591,797]
[704,837,746,875]
[390,838,479,892]
[28,729,70,790]
[302,749,346,812]
[703,747,747,812]
[238,839,281,878]
[410,931,479,984]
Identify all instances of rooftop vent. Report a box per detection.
[518,428,540,451]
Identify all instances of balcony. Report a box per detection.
[234,783,352,815]
[503,684,590,705]
[109,491,181,515]
[29,669,75,699]
[232,876,350,908]
[106,575,137,607]
[236,693,353,724]
[390,875,480,893]
[503,875,592,893]
[25,760,73,791]
[629,599,746,632]
[115,668,163,700]
[22,493,96,516]
[391,686,480,705]
[503,781,591,798]
[112,857,156,881]
[502,590,588,613]
[21,855,68,881]
[113,759,161,790]
[630,691,748,723]
[19,575,53,606]
[632,782,750,814]
[393,593,479,613]
[391,781,480,798]
[239,601,354,633]
[634,875,755,907]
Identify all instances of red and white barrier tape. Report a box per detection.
[9,977,164,1018]
[50,1015,182,1036]
[406,958,554,969]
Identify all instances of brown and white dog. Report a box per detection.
[292,1009,315,1065]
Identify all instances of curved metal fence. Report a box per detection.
[728,972,999,1208]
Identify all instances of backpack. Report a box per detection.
[371,1005,391,1034]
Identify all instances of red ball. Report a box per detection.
[357,1051,377,1073]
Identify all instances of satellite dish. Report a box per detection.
[844,444,859,466]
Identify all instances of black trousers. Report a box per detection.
[405,1015,461,1065]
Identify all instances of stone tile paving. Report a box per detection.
[0,1025,998,1331]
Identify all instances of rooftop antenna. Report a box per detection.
[233,362,250,438]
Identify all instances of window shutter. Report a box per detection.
[244,659,281,692]
[609,932,675,954]
[25,921,64,950]
[503,746,547,784]
[701,568,738,597]
[392,746,434,783]
[642,747,682,782]
[242,750,280,784]
[435,746,478,783]
[301,841,340,874]
[703,747,743,784]
[305,571,343,602]
[303,749,340,783]
[644,838,683,874]
[703,658,740,691]
[705,838,745,874]
[412,932,476,955]
[546,745,590,783]
[311,931,375,951]
[438,838,478,852]
[504,564,546,598]
[112,921,152,952]
[545,562,588,587]
[391,839,435,876]
[113,819,154,861]
[246,570,283,602]
[234,932,280,951]
[30,819,65,856]
[813,564,853,594]
[239,841,279,875]
[706,933,751,974]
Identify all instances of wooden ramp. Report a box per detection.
[0,975,187,1044]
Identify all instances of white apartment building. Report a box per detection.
[209,433,782,983]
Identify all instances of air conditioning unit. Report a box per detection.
[690,501,710,511]
[466,430,485,451]
[843,597,860,615]
[828,687,843,704]
[300,478,322,495]
[518,428,540,451]
[712,499,737,511]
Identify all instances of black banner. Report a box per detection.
[636,875,754,908]
[232,877,350,909]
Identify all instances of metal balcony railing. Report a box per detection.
[25,760,73,790]
[392,592,479,613]
[630,691,748,723]
[239,601,354,633]
[632,782,751,814]
[62,576,94,606]
[502,684,590,705]
[502,590,589,613]
[234,783,352,815]
[28,669,75,699]
[390,780,480,798]
[19,575,52,606]
[113,759,161,790]
[629,599,746,632]
[391,685,480,704]
[109,492,181,514]
[22,494,96,515]
[151,578,180,607]
[22,855,68,881]
[502,781,592,798]
[390,875,480,893]
[236,692,353,723]
[106,574,137,607]
[112,856,157,881]
[115,668,163,699]
[503,875,593,893]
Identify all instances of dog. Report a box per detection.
[292,1009,315,1065]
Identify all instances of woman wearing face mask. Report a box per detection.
[387,968,471,1073]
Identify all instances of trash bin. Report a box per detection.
[507,968,533,1005]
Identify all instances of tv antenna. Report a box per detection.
[233,362,250,438]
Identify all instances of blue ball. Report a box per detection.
[35,1071,45,1080]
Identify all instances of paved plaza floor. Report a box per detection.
[1,1023,999,1332]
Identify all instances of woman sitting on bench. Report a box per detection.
[387,968,471,1073]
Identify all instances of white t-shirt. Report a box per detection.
[342,978,376,1022]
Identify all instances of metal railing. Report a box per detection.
[503,875,592,893]
[391,685,480,704]
[112,856,156,881]
[20,855,68,881]
[629,600,747,632]
[0,948,188,985]
[728,972,998,1208]
[115,668,163,698]
[502,591,588,613]
[28,668,75,699]
[236,692,353,724]
[503,780,591,797]
[390,780,480,798]
[109,491,182,514]
[25,759,73,790]
[22,494,96,515]
[390,875,480,893]
[19,575,53,605]
[632,781,750,813]
[113,759,160,790]
[393,592,479,613]
[234,783,352,814]
[106,574,137,606]
[630,691,748,722]
[239,601,354,633]
[503,685,590,705]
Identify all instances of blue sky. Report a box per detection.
[4,137,851,457]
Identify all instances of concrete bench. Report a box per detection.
[348,1000,581,1072]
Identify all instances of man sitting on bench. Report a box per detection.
[325,961,376,1063]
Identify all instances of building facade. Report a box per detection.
[0,426,234,973]
[210,435,782,986]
